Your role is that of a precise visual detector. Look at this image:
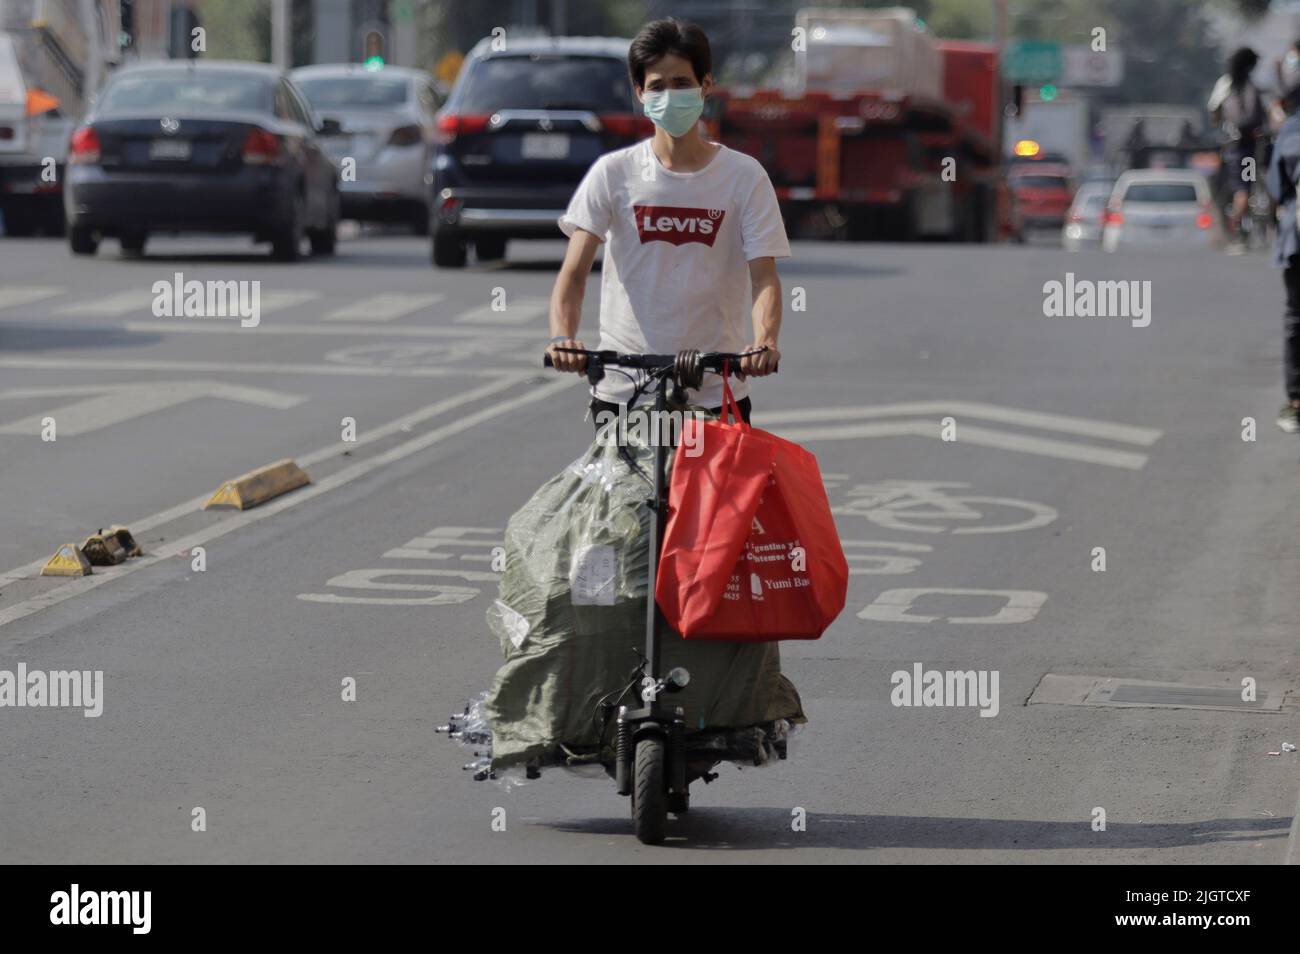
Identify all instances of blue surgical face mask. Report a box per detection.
[641,87,704,138]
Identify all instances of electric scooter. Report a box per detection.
[542,346,787,844]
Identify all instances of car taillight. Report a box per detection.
[1196,212,1213,229]
[68,126,100,164]
[241,128,280,165]
[1104,209,1124,226]
[598,113,654,138]
[388,124,423,147]
[435,113,492,140]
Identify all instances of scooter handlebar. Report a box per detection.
[543,348,778,373]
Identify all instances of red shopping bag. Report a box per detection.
[655,372,848,640]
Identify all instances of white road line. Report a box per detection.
[0,375,574,630]
[123,320,539,339]
[324,292,444,322]
[774,419,1150,469]
[0,381,304,437]
[454,296,549,325]
[760,401,1162,446]
[56,289,154,317]
[7,380,538,593]
[260,290,321,313]
[0,286,63,310]
[0,357,514,378]
[0,376,534,591]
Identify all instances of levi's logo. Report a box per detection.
[633,204,725,246]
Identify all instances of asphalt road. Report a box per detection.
[0,229,1297,863]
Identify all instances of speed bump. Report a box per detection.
[41,544,92,577]
[204,458,311,511]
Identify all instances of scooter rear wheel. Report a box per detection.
[632,737,667,844]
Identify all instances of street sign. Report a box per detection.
[1061,45,1124,87]
[1005,40,1061,84]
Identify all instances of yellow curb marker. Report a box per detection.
[204,459,311,511]
[41,544,92,577]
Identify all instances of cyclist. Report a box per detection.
[546,17,790,431]
[1208,47,1268,244]
[1265,76,1300,432]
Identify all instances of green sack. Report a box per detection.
[483,405,806,771]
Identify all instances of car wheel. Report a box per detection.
[474,236,506,261]
[120,231,147,255]
[432,230,466,268]
[309,217,337,256]
[271,195,305,262]
[68,225,98,255]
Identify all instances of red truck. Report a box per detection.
[706,9,1008,242]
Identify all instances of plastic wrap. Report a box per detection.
[479,404,806,772]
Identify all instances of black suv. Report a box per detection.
[429,36,652,267]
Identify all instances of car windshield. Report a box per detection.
[1123,182,1200,203]
[1077,194,1107,212]
[296,76,409,108]
[98,72,272,114]
[457,55,634,113]
[1014,176,1068,189]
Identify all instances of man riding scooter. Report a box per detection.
[545,17,790,429]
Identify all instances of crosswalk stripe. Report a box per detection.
[324,292,444,322]
[56,289,154,317]
[0,286,63,311]
[259,290,320,313]
[454,296,549,325]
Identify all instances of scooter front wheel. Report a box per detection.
[632,736,667,845]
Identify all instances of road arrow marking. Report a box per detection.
[762,402,1161,470]
[0,381,305,437]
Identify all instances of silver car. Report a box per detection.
[1102,169,1224,252]
[291,64,444,234]
[1061,182,1112,250]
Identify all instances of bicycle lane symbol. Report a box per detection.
[830,479,1055,624]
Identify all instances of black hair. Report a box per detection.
[1228,46,1259,86]
[627,18,711,89]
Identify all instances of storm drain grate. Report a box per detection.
[1029,674,1284,712]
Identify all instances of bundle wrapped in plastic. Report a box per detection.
[483,404,806,772]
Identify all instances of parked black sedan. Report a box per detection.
[64,60,340,260]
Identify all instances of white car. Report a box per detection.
[1102,170,1224,251]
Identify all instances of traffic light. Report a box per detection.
[363,30,385,69]
[1039,84,1058,102]
[120,0,135,50]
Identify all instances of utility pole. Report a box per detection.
[272,0,291,68]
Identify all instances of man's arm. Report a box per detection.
[741,255,781,377]
[547,229,603,373]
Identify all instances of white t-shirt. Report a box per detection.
[558,139,791,408]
